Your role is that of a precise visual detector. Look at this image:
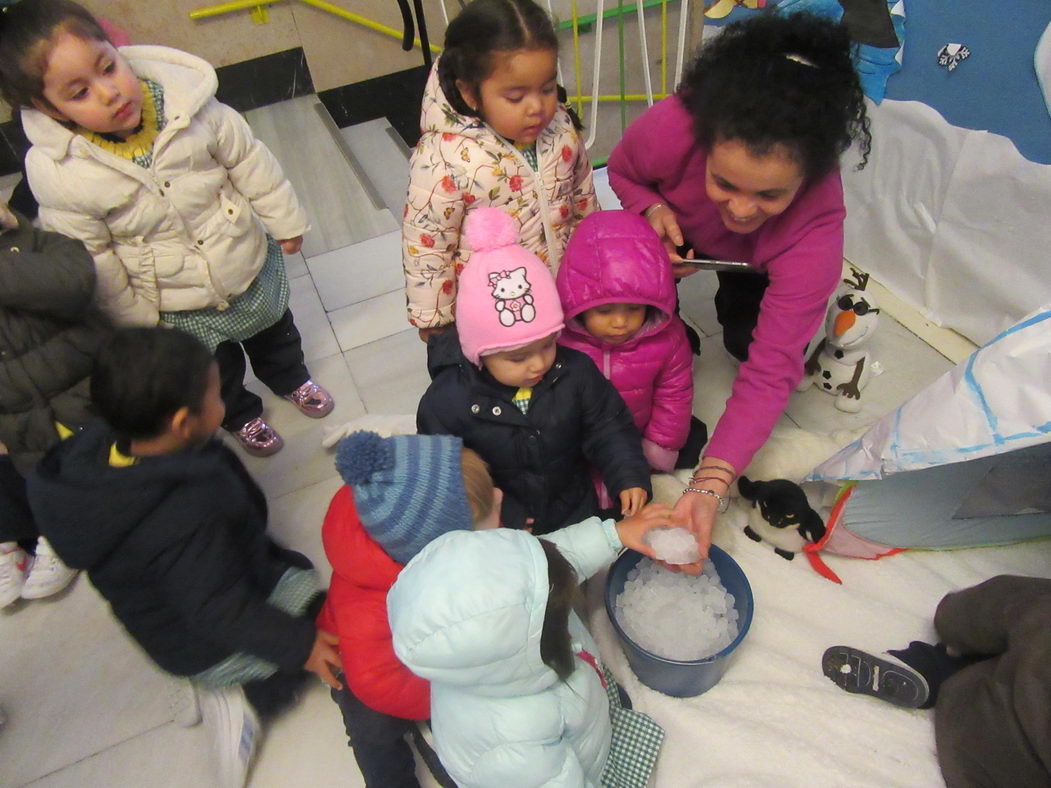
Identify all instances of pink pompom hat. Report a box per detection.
[456,208,564,367]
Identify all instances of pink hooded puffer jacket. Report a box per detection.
[557,211,694,471]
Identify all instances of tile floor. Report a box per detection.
[0,119,959,787]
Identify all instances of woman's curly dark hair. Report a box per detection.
[437,0,558,119]
[677,12,871,178]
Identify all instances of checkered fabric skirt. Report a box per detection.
[600,667,665,788]
[161,235,290,353]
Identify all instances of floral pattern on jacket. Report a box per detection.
[402,62,597,328]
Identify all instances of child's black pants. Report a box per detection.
[214,309,310,431]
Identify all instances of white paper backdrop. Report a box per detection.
[842,98,1051,345]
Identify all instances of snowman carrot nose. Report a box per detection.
[834,309,856,337]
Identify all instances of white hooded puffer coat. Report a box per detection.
[389,519,623,786]
[24,45,308,327]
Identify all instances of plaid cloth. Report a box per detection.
[130,78,167,169]
[599,666,665,788]
[192,566,321,688]
[160,235,290,352]
[516,142,539,171]
[577,651,664,787]
[512,387,533,414]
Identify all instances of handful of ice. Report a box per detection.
[614,558,740,661]
[644,526,701,564]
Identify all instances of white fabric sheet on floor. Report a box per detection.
[585,514,1051,787]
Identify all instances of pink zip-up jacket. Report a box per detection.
[557,210,693,472]
[608,96,845,473]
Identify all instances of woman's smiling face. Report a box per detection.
[705,139,805,234]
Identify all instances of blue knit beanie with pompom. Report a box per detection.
[335,431,472,564]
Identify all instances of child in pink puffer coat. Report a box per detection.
[557,210,705,474]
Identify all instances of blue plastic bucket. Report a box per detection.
[604,546,754,697]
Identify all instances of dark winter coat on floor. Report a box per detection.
[0,206,110,472]
[27,420,316,676]
[933,574,1051,788]
[417,329,651,534]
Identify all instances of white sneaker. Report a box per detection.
[200,686,261,788]
[0,545,29,608]
[20,538,77,600]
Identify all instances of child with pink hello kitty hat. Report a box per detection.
[417,207,652,535]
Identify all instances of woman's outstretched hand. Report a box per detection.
[664,491,718,575]
[670,456,736,574]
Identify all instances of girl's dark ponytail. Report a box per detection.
[539,539,577,681]
[437,46,479,118]
[557,84,584,132]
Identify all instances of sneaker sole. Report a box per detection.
[822,645,929,708]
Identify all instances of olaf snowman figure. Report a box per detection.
[797,269,880,413]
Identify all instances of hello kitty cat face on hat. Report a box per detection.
[489,267,537,327]
[456,207,564,366]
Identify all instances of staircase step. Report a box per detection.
[338,118,412,218]
[245,95,397,259]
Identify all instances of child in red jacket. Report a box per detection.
[316,430,499,787]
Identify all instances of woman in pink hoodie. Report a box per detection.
[557,210,704,476]
[607,12,871,562]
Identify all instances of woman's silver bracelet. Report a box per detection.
[682,487,729,513]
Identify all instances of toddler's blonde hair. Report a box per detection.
[461,448,496,526]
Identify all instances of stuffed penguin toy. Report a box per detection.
[737,476,826,560]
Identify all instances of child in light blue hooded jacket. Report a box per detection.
[388,509,670,787]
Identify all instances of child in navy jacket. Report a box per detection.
[417,208,652,535]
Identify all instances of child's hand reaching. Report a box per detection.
[615,502,676,558]
[305,629,343,689]
[619,487,648,517]
[279,236,303,255]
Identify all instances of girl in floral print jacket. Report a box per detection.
[402,0,598,338]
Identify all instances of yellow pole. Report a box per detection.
[299,0,441,54]
[660,0,667,95]
[571,0,583,116]
[190,0,442,55]
[190,0,282,20]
